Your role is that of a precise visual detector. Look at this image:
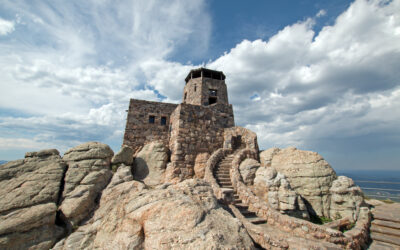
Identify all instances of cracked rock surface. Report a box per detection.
[59,142,113,228]
[54,165,254,250]
[269,147,337,218]
[0,149,66,249]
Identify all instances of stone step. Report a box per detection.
[371,225,400,237]
[372,219,400,230]
[374,213,400,223]
[371,232,400,246]
[216,167,230,171]
[216,174,230,178]
[247,217,267,225]
[220,185,233,189]
[234,203,248,209]
[219,181,232,186]
[241,210,256,217]
[232,199,242,204]
[369,241,399,250]
[215,171,230,175]
[216,177,230,182]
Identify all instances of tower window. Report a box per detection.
[184,92,187,101]
[149,115,155,124]
[194,84,197,92]
[161,116,167,125]
[209,97,217,105]
[209,89,217,97]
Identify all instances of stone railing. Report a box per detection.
[229,148,371,249]
[203,148,233,202]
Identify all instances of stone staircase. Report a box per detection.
[369,203,400,249]
[214,154,267,225]
[213,152,346,249]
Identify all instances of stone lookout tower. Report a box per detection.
[183,68,229,106]
[123,68,257,181]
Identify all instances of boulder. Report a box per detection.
[239,158,260,185]
[133,141,169,186]
[59,142,113,228]
[270,147,336,218]
[111,145,134,166]
[0,149,66,249]
[254,167,309,219]
[53,169,254,249]
[329,176,364,221]
[259,147,280,168]
[194,152,210,179]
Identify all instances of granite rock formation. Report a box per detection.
[0,149,66,249]
[239,158,260,185]
[270,147,337,218]
[133,141,169,186]
[330,176,364,221]
[54,166,254,249]
[253,166,309,219]
[111,145,134,168]
[59,142,114,228]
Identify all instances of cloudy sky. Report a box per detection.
[0,0,399,171]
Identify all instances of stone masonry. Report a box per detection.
[123,68,240,181]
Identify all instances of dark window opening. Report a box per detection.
[209,89,217,97]
[203,70,212,78]
[209,97,217,105]
[184,92,187,101]
[149,115,155,124]
[212,73,221,80]
[194,84,197,92]
[192,71,201,79]
[161,116,167,125]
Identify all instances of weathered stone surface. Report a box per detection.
[239,158,260,185]
[0,150,66,249]
[111,145,134,166]
[59,142,113,227]
[133,141,168,186]
[254,167,309,219]
[330,176,364,221]
[54,169,254,250]
[259,147,280,168]
[62,142,113,162]
[271,147,337,218]
[194,152,210,179]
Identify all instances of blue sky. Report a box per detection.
[0,0,400,171]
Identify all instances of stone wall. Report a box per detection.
[123,99,178,153]
[223,126,259,151]
[167,103,235,181]
[183,77,229,106]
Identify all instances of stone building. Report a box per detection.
[123,68,257,181]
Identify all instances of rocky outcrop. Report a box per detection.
[194,152,210,179]
[330,176,364,221]
[59,142,113,228]
[239,158,260,185]
[133,141,168,186]
[270,147,337,218]
[0,149,66,249]
[259,147,280,168]
[54,166,254,249]
[253,167,309,219]
[111,145,134,168]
